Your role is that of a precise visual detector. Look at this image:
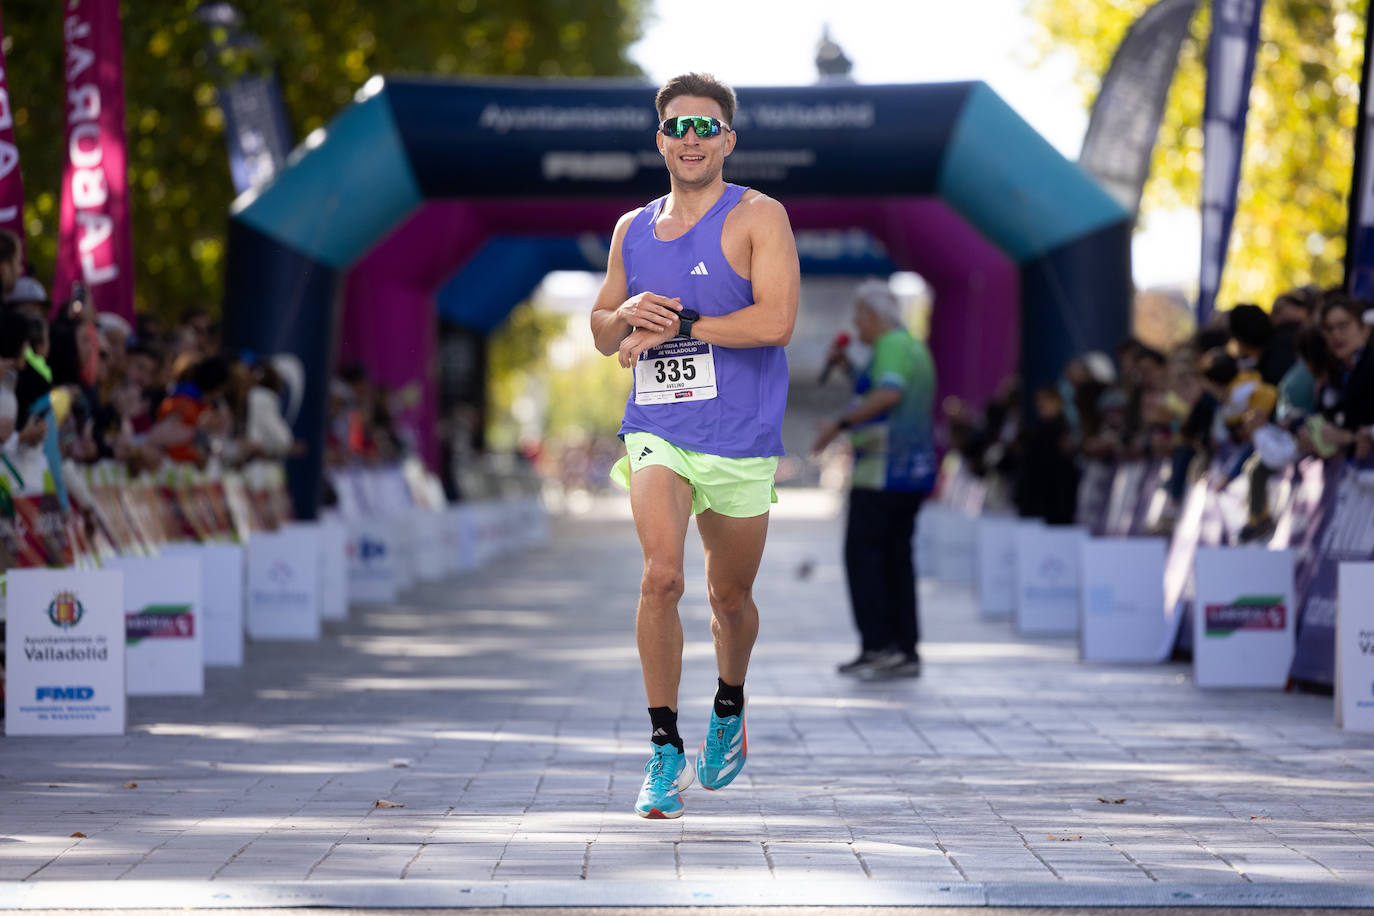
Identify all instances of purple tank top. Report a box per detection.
[617,184,788,458]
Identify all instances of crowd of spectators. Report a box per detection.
[326,362,410,469]
[0,229,300,494]
[948,284,1374,541]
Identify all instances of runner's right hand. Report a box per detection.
[616,293,681,332]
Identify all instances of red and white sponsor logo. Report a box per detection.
[125,610,194,639]
[1204,603,1285,632]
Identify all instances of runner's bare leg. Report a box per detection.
[630,465,695,709]
[696,509,769,685]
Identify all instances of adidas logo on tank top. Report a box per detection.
[690,261,709,276]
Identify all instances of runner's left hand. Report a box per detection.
[618,324,678,368]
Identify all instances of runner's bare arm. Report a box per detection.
[591,209,682,356]
[687,195,799,349]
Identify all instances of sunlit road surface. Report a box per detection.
[3,488,1374,909]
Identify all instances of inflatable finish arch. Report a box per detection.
[223,77,1131,517]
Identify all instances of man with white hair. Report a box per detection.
[812,278,937,679]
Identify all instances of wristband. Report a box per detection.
[677,308,700,339]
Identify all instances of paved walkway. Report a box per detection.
[3,494,1374,909]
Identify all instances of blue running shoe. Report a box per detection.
[696,707,747,790]
[635,742,694,819]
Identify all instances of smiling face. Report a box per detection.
[657,95,735,191]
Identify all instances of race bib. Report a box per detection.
[634,338,718,405]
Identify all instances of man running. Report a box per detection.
[590,72,799,819]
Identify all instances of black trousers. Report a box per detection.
[844,488,924,655]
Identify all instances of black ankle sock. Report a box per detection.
[648,706,683,752]
[714,678,744,719]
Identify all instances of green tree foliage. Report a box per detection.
[486,301,570,451]
[487,299,631,451]
[1026,0,1365,309]
[545,356,631,440]
[5,0,647,320]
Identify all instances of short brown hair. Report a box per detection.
[1321,292,1365,326]
[655,73,737,127]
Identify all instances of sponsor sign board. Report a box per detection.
[1080,537,1167,662]
[1015,525,1086,635]
[1193,546,1295,687]
[106,555,204,696]
[246,527,320,640]
[347,519,399,604]
[162,543,244,667]
[975,517,1020,620]
[5,568,126,735]
[1336,563,1374,730]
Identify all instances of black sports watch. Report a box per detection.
[677,308,700,339]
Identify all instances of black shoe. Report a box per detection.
[862,651,921,680]
[837,650,886,675]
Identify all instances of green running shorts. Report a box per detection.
[610,431,778,518]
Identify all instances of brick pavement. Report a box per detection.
[3,495,1374,908]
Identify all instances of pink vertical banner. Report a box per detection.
[0,6,24,247]
[54,0,133,321]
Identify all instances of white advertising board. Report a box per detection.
[975,517,1021,620]
[1014,524,1085,636]
[412,509,446,582]
[161,543,244,667]
[1193,546,1295,688]
[932,506,976,585]
[110,555,204,697]
[1337,563,1374,730]
[441,506,465,576]
[347,518,399,604]
[316,519,348,621]
[247,527,321,640]
[915,501,938,579]
[5,568,126,735]
[1080,538,1167,662]
[391,513,416,592]
[451,506,481,574]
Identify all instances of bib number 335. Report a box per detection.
[634,339,718,405]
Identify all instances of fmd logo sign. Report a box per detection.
[355,538,386,561]
[36,686,95,701]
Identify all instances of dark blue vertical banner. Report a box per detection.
[222,218,339,520]
[1079,0,1201,214]
[219,73,293,194]
[1197,0,1265,324]
[196,2,293,194]
[1346,5,1374,298]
